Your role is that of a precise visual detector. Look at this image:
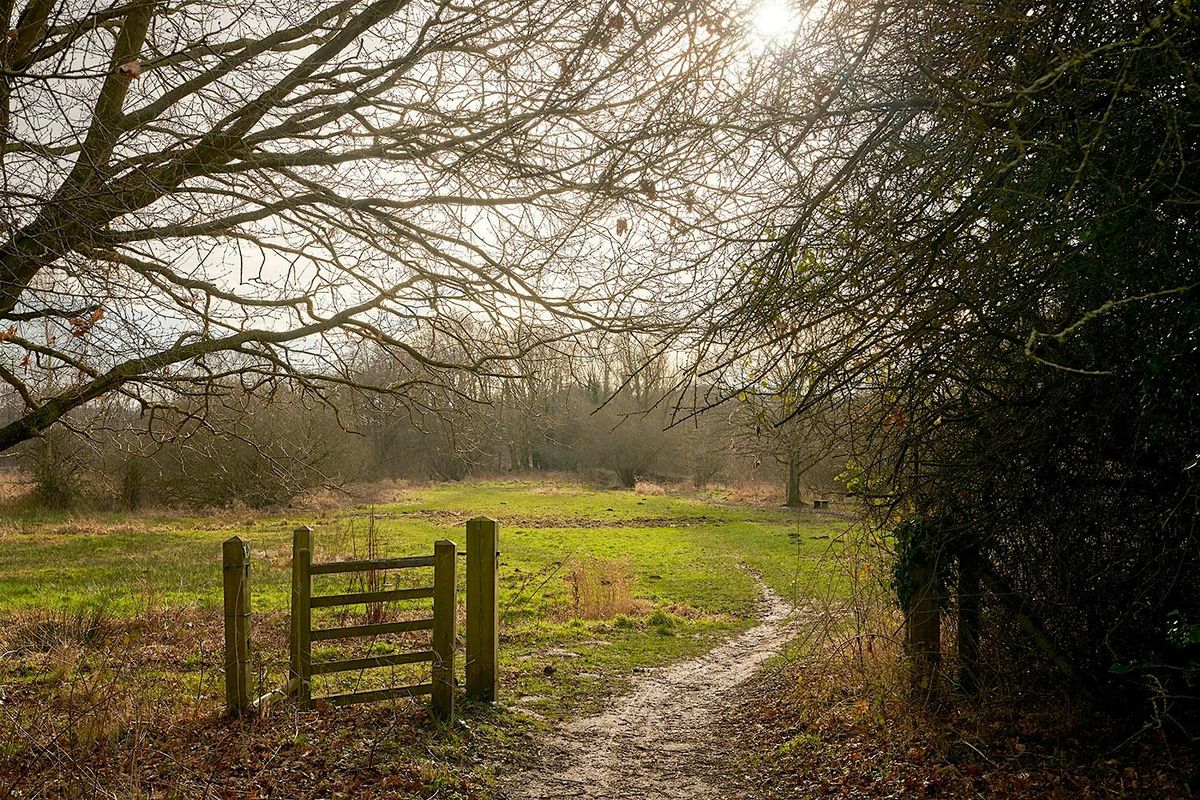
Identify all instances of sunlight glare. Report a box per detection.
[752,1,799,41]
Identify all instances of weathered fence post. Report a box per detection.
[290,525,313,710]
[222,536,251,717]
[465,517,499,702]
[431,539,457,722]
[904,555,942,695]
[897,518,944,697]
[957,544,982,695]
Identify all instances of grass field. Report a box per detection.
[0,479,852,797]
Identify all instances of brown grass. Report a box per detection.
[710,480,786,507]
[0,468,32,501]
[8,604,116,653]
[564,557,636,620]
[530,482,586,495]
[292,478,412,510]
[0,602,465,799]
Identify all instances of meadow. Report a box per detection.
[0,479,850,797]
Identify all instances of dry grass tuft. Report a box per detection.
[710,481,785,506]
[47,520,162,537]
[8,604,114,653]
[633,480,667,496]
[0,468,33,501]
[565,557,636,619]
[293,478,411,509]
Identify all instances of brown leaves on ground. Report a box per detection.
[0,608,491,799]
[721,649,1198,799]
[2,704,479,799]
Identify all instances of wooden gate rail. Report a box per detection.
[311,618,434,641]
[310,555,435,574]
[290,526,456,720]
[310,587,434,607]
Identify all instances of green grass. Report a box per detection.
[0,479,850,719]
[0,480,847,611]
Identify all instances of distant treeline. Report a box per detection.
[0,335,844,510]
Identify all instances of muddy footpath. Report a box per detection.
[502,583,804,799]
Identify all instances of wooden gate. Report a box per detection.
[289,526,456,720]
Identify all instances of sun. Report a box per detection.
[752,0,799,41]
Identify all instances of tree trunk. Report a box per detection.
[785,452,802,506]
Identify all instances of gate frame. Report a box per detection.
[289,526,456,721]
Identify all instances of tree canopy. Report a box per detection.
[699,0,1198,705]
[0,0,750,450]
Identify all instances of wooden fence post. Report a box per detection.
[290,526,313,710]
[222,536,251,717]
[904,555,942,696]
[431,539,457,722]
[465,517,499,702]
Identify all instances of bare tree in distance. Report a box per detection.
[0,0,769,453]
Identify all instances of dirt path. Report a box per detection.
[502,583,803,799]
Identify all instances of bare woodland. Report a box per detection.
[0,0,1197,784]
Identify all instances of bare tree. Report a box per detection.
[730,344,849,505]
[0,0,751,452]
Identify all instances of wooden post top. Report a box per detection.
[293,526,313,548]
[222,536,249,563]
